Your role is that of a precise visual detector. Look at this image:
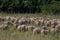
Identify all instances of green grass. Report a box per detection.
[0,13,60,40]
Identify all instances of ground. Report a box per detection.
[0,13,60,40]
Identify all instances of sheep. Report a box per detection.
[18,18,27,25]
[24,16,31,24]
[18,19,24,25]
[35,20,41,26]
[26,25,35,31]
[10,16,16,23]
[56,20,60,24]
[51,19,58,26]
[55,24,60,30]
[39,19,44,26]
[51,24,56,28]
[45,20,51,27]
[50,24,59,33]
[17,25,26,32]
[41,26,49,34]
[43,18,51,26]
[30,17,34,22]
[41,29,49,35]
[25,18,31,24]
[0,24,8,30]
[14,18,19,24]
[13,24,19,29]
[34,19,44,26]
[0,16,5,22]
[30,17,38,22]
[33,28,41,35]
[0,16,2,21]
[50,28,58,33]
[41,16,46,21]
[4,21,12,25]
[5,16,11,21]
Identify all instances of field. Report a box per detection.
[0,13,60,40]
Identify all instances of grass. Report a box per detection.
[0,13,60,40]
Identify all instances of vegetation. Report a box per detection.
[0,0,60,14]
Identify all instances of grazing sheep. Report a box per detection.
[4,21,12,25]
[26,25,35,31]
[51,24,56,28]
[41,29,49,35]
[13,24,19,29]
[55,24,60,30]
[51,20,58,26]
[18,19,24,25]
[42,26,47,29]
[42,16,46,20]
[30,17,34,22]
[0,16,2,21]
[17,25,26,32]
[30,17,38,22]
[50,28,58,33]
[14,18,19,24]
[0,24,8,30]
[6,16,11,21]
[2,18,5,21]
[45,20,51,27]
[35,20,41,26]
[33,28,41,35]
[0,16,5,22]
[25,18,31,24]
[25,16,31,24]
[39,19,44,26]
[57,20,60,24]
[50,25,59,33]
[10,16,16,23]
[18,18,27,25]
[41,26,48,34]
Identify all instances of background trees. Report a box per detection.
[0,0,60,14]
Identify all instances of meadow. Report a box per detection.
[0,13,60,40]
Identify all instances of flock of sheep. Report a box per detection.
[0,16,60,35]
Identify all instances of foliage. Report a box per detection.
[0,0,60,14]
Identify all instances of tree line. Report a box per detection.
[0,0,60,14]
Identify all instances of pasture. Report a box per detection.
[0,13,60,40]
